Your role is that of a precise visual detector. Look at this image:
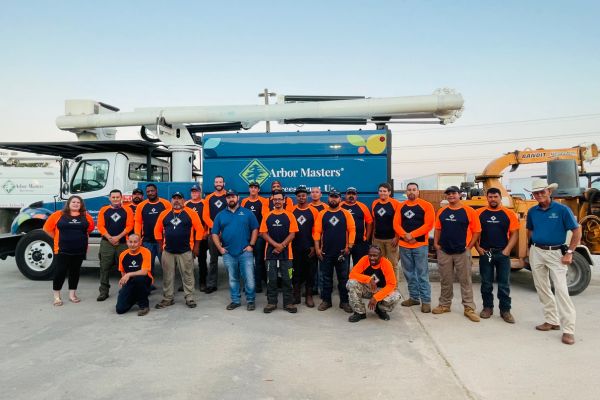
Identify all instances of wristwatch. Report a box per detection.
[566,249,574,254]
[248,244,255,248]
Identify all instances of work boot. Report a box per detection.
[96,293,109,302]
[432,305,451,314]
[375,304,390,321]
[348,312,366,323]
[464,307,480,322]
[284,304,298,314]
[293,284,301,305]
[401,298,420,307]
[500,311,515,324]
[340,302,353,313]
[536,322,560,331]
[226,302,241,311]
[318,301,332,311]
[263,304,277,314]
[421,303,431,313]
[155,299,174,309]
[199,283,207,292]
[137,307,149,316]
[480,307,493,319]
[305,288,315,308]
[561,333,575,345]
[247,302,256,311]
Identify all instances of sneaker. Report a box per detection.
[480,307,493,319]
[375,304,390,321]
[339,302,353,313]
[464,307,480,322]
[401,298,420,307]
[500,311,515,324]
[137,307,149,316]
[185,299,197,308]
[226,302,241,310]
[317,301,332,311]
[348,312,366,323]
[247,302,256,311]
[284,304,298,314]
[432,305,451,314]
[96,293,109,302]
[421,303,431,313]
[263,304,277,313]
[155,299,174,309]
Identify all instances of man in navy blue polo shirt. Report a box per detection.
[526,179,581,345]
[211,189,259,311]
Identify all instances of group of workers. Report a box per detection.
[43,176,581,345]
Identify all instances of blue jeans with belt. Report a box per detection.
[222,251,255,304]
[479,249,511,311]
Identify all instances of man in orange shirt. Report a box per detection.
[393,182,435,313]
[346,245,401,322]
[432,186,482,322]
[241,181,270,293]
[371,182,401,278]
[202,176,227,293]
[341,187,373,266]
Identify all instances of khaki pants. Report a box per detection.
[161,251,195,302]
[372,237,400,279]
[437,249,475,310]
[346,279,401,314]
[529,246,576,334]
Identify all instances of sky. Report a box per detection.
[1,0,599,185]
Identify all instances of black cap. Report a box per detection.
[248,181,260,188]
[346,186,358,194]
[132,188,143,195]
[444,186,460,194]
[295,185,309,194]
[171,192,184,198]
[328,189,341,197]
[190,184,201,191]
[225,189,238,196]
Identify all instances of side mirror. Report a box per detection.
[61,182,69,196]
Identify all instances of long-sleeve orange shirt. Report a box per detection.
[393,198,435,248]
[349,255,397,302]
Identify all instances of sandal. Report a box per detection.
[53,297,63,306]
[69,296,81,303]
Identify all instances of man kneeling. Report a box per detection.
[346,245,401,322]
[116,234,153,316]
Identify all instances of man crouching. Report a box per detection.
[346,245,401,322]
[116,234,153,316]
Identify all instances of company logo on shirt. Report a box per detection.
[297,215,307,225]
[445,214,456,222]
[404,210,415,219]
[486,215,499,224]
[377,208,386,217]
[549,212,559,219]
[69,218,81,224]
[148,207,158,215]
[272,219,283,227]
[170,216,181,228]
[250,205,255,211]
[329,216,340,226]
[110,213,122,222]
[214,200,223,209]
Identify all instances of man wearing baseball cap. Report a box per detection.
[154,192,204,309]
[269,180,294,211]
[341,187,373,265]
[129,188,144,214]
[526,179,581,345]
[185,184,209,291]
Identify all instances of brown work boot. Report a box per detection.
[401,298,420,307]
[137,307,149,316]
[155,299,174,309]
[340,302,353,313]
[480,307,493,319]
[284,304,298,314]
[432,305,451,314]
[318,301,332,311]
[561,333,575,345]
[464,307,480,322]
[421,303,431,313]
[500,311,515,324]
[536,322,560,331]
[263,304,277,314]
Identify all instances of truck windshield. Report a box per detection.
[70,160,109,193]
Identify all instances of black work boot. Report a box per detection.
[375,303,390,321]
[348,312,366,323]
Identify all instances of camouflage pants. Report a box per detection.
[346,279,401,315]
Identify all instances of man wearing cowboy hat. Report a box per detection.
[526,179,581,345]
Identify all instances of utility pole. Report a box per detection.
[258,88,276,133]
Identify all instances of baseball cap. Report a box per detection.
[295,185,309,194]
[171,192,184,198]
[132,188,143,195]
[346,187,358,194]
[444,186,460,194]
[190,184,201,191]
[225,189,238,196]
[328,189,341,197]
[248,181,260,188]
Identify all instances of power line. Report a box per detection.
[392,131,600,150]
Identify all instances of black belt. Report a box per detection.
[532,243,563,251]
[483,247,504,252]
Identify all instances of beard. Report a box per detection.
[328,200,339,208]
[132,198,142,204]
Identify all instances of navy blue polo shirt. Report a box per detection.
[212,206,259,257]
[526,201,578,246]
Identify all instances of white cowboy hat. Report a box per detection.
[524,178,558,192]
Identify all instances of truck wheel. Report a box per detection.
[15,230,56,280]
[567,252,591,296]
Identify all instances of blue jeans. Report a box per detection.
[142,241,162,276]
[320,256,350,304]
[399,246,431,303]
[223,251,255,304]
[479,250,511,311]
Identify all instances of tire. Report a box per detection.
[15,230,56,280]
[567,252,591,296]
